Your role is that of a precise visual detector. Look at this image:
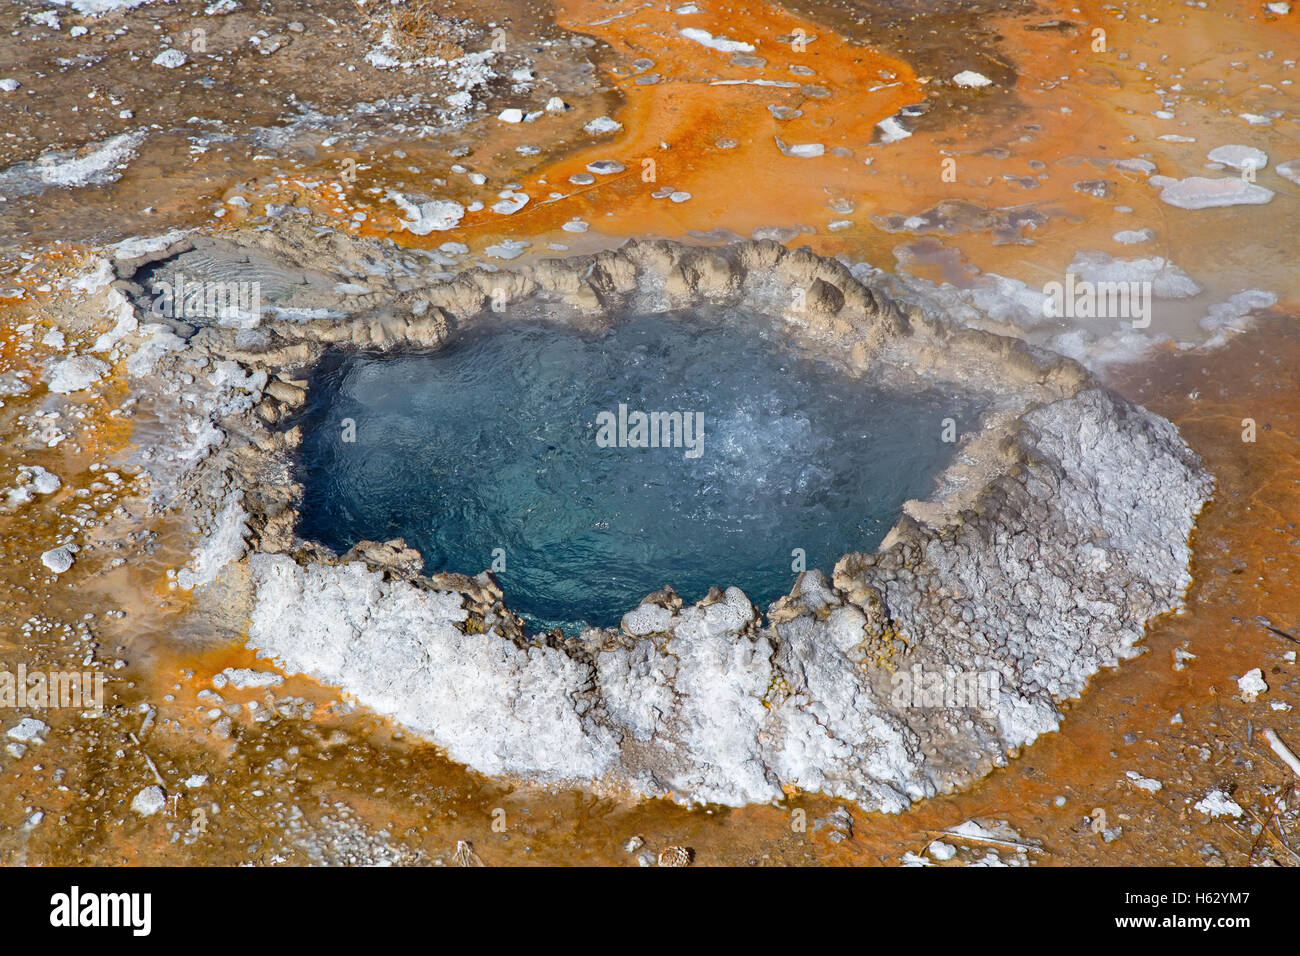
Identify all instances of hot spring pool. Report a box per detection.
[295,308,982,632]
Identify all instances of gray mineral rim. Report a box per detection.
[110,232,1214,811]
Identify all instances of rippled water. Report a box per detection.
[296,308,982,631]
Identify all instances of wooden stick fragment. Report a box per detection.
[923,827,1044,854]
[129,732,166,788]
[1261,728,1300,780]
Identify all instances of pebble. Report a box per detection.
[876,116,912,144]
[952,70,993,88]
[152,50,188,69]
[1125,770,1163,792]
[584,116,622,135]
[775,138,824,158]
[131,786,166,817]
[7,718,48,743]
[928,841,957,861]
[1194,789,1244,818]
[1237,667,1268,701]
[40,546,75,574]
[29,466,61,494]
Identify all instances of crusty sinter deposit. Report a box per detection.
[73,225,1211,810]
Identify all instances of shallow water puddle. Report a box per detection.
[295,308,981,630]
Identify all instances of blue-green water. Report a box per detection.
[295,308,980,632]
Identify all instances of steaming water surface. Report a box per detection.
[296,308,981,632]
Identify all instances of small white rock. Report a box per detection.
[928,841,957,861]
[952,70,993,88]
[40,546,75,574]
[1194,789,1244,818]
[1237,667,1268,701]
[498,108,524,123]
[152,49,188,69]
[1125,770,1163,792]
[29,466,61,495]
[7,718,48,743]
[131,786,166,817]
[875,116,912,144]
[775,137,824,158]
[584,116,622,135]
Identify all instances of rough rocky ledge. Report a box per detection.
[97,227,1211,810]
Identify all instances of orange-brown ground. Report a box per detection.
[1,0,1297,865]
